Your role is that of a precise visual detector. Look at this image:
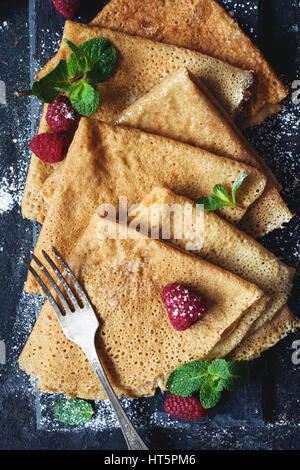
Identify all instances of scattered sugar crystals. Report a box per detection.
[0,171,23,215]
[1,0,299,440]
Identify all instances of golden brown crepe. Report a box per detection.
[90,0,287,125]
[23,69,292,237]
[26,67,259,224]
[129,186,295,357]
[116,69,260,169]
[36,21,253,119]
[18,2,298,401]
[22,18,254,223]
[25,119,266,294]
[22,105,61,223]
[19,216,264,399]
[229,305,300,361]
[115,69,293,238]
[237,187,294,239]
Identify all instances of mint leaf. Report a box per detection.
[53,398,94,426]
[166,361,209,397]
[30,37,117,117]
[232,172,248,205]
[208,359,230,381]
[213,184,232,205]
[81,38,113,63]
[195,195,226,211]
[222,361,250,391]
[195,173,248,212]
[87,44,117,83]
[69,80,99,116]
[64,39,89,77]
[200,379,222,409]
[82,38,117,83]
[66,38,117,83]
[32,60,71,103]
[166,359,250,411]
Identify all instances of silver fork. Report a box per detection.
[23,247,148,450]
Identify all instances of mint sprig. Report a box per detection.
[67,37,117,83]
[195,172,248,211]
[166,358,250,409]
[31,37,117,117]
[200,379,222,408]
[53,398,94,426]
[32,60,72,102]
[69,80,99,117]
[166,361,209,397]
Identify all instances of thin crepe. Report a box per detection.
[129,186,295,357]
[90,0,287,125]
[22,18,254,223]
[115,69,293,238]
[23,69,292,237]
[36,21,253,119]
[229,305,300,361]
[22,105,63,223]
[19,216,264,399]
[25,119,266,294]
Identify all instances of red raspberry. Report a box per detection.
[30,133,70,163]
[46,96,80,133]
[162,283,207,331]
[51,0,81,18]
[164,394,206,421]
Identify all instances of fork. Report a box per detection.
[23,247,148,450]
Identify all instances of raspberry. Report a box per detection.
[30,133,70,163]
[162,283,207,331]
[164,394,206,420]
[52,0,81,18]
[46,96,80,133]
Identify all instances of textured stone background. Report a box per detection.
[0,0,299,450]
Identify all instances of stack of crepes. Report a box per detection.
[19,2,299,400]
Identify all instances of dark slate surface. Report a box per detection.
[0,0,299,450]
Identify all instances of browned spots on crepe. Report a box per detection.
[115,70,293,238]
[19,216,264,399]
[24,119,266,294]
[90,0,287,125]
[23,69,292,238]
[22,17,255,223]
[130,187,295,357]
[237,183,294,239]
[22,66,255,224]
[36,21,253,120]
[228,306,300,361]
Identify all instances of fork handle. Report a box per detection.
[88,353,148,450]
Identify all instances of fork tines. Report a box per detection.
[23,247,88,318]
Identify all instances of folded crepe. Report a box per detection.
[22,19,253,223]
[22,105,61,223]
[129,186,295,358]
[115,69,293,238]
[37,21,253,120]
[19,216,264,399]
[90,0,287,126]
[23,69,292,237]
[25,119,266,294]
[229,305,300,361]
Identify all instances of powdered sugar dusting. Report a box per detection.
[246,95,300,201]
[0,187,14,214]
[2,0,299,444]
[0,170,24,214]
